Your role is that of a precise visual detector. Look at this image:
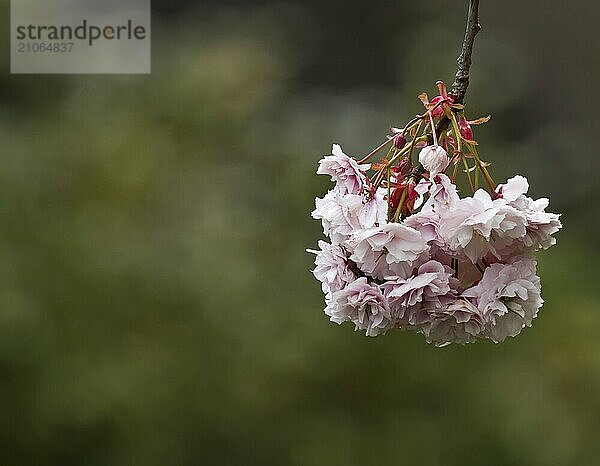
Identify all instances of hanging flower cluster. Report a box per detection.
[308,82,562,346]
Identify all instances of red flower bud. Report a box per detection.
[393,133,407,150]
[430,95,455,118]
[391,158,412,178]
[458,117,473,140]
[390,179,419,216]
[443,135,457,152]
[405,181,418,214]
[389,183,406,212]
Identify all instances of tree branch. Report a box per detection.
[449,0,481,103]
[430,0,481,141]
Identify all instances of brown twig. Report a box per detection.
[449,0,481,103]
[432,0,481,141]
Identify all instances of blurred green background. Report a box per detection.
[0,0,599,464]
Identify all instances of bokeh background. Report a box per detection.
[0,0,599,464]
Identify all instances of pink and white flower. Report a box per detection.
[311,188,387,245]
[437,189,529,263]
[462,258,543,342]
[317,144,370,194]
[424,298,485,346]
[418,145,450,176]
[437,189,500,261]
[404,174,460,249]
[310,138,561,346]
[349,223,428,279]
[382,260,455,326]
[306,241,356,297]
[325,277,393,336]
[424,174,460,212]
[496,176,562,250]
[383,260,453,308]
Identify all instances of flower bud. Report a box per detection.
[405,180,419,214]
[418,145,449,176]
[430,95,455,117]
[458,117,473,140]
[443,135,457,152]
[389,183,406,212]
[391,158,412,178]
[390,179,420,216]
[393,133,407,150]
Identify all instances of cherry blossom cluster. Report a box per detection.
[308,84,561,346]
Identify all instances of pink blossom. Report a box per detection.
[496,176,562,250]
[408,173,460,235]
[312,190,360,243]
[306,241,356,297]
[425,174,460,211]
[317,144,370,194]
[496,175,529,202]
[383,260,453,307]
[310,139,560,346]
[382,260,455,326]
[311,188,387,245]
[518,198,561,250]
[424,298,485,346]
[404,174,460,250]
[325,277,393,336]
[462,258,543,342]
[349,223,428,279]
[437,189,528,263]
[437,190,499,261]
[404,208,444,248]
